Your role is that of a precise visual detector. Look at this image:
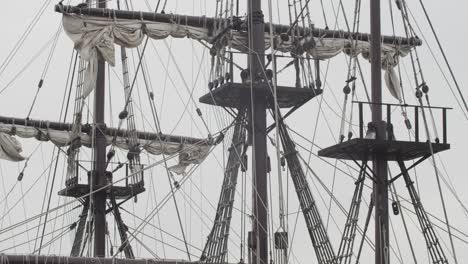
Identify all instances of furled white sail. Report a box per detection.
[62,14,209,98]
[0,124,210,174]
[0,133,25,161]
[62,13,409,100]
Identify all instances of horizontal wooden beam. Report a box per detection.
[0,116,210,146]
[0,255,211,264]
[55,5,422,46]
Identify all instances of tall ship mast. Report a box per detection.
[0,1,466,264]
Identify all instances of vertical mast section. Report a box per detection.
[248,1,267,264]
[370,0,382,123]
[93,0,107,257]
[370,0,389,263]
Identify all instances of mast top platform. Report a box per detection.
[199,82,322,109]
[318,101,451,161]
[318,138,449,161]
[58,183,145,199]
[59,170,145,199]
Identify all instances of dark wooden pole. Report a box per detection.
[54,5,422,47]
[247,1,267,264]
[0,116,208,145]
[0,255,223,264]
[93,0,107,257]
[370,0,389,263]
[371,0,382,124]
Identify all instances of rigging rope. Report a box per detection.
[0,33,57,95]
[336,160,367,264]
[267,1,287,253]
[389,182,418,263]
[36,147,62,254]
[396,0,459,261]
[0,0,52,78]
[26,25,62,119]
[416,0,468,119]
[200,109,246,263]
[416,98,457,263]
[289,124,468,242]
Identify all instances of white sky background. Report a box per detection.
[0,0,468,263]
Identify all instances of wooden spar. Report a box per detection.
[0,255,227,264]
[0,116,210,146]
[54,4,422,47]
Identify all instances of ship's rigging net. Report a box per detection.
[0,123,210,174]
[61,13,411,101]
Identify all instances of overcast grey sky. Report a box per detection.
[0,0,467,263]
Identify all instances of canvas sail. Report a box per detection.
[61,13,411,101]
[0,123,210,174]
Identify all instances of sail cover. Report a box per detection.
[0,124,210,174]
[62,13,410,100]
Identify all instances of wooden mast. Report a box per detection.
[370,0,390,263]
[247,1,268,264]
[93,0,108,258]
